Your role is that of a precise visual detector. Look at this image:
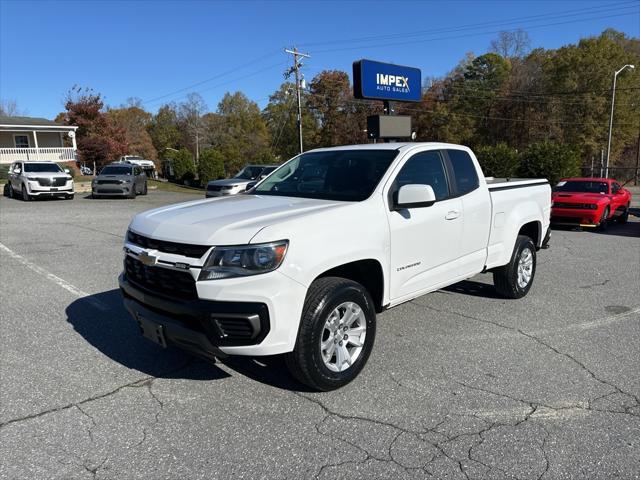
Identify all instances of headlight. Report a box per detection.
[123,179,133,184]
[588,204,598,210]
[222,185,237,190]
[199,240,288,280]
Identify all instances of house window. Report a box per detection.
[14,135,30,148]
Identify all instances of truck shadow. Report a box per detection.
[442,279,503,299]
[65,289,310,390]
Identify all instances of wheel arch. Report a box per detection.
[518,220,542,248]
[314,259,386,313]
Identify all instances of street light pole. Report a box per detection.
[605,64,635,178]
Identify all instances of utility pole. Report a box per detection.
[285,47,310,154]
[606,64,635,177]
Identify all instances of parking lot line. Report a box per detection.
[0,242,108,311]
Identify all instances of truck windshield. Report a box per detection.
[555,181,609,194]
[23,163,63,173]
[251,150,398,201]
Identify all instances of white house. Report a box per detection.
[0,116,78,165]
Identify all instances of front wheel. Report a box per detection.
[597,206,610,231]
[618,204,629,224]
[8,183,14,198]
[285,277,376,391]
[21,184,31,202]
[142,182,148,195]
[493,235,537,299]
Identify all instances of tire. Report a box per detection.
[285,277,376,391]
[66,194,74,200]
[493,235,537,299]
[597,206,610,231]
[618,204,629,224]
[128,188,137,199]
[21,184,31,202]
[8,183,14,199]
[142,182,148,195]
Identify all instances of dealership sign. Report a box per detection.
[353,59,422,102]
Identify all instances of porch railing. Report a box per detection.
[0,147,77,164]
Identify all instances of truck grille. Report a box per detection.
[37,177,67,187]
[124,256,197,300]
[127,230,210,258]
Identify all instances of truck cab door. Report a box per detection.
[386,149,463,301]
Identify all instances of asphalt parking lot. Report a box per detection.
[1,190,639,480]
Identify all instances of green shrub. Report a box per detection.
[519,141,580,185]
[171,148,196,182]
[198,149,225,184]
[475,143,520,178]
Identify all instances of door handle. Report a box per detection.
[445,210,460,220]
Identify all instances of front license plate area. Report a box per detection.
[50,187,58,191]
[137,315,167,348]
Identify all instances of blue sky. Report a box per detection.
[1,0,638,119]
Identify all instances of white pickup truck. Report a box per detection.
[120,143,551,390]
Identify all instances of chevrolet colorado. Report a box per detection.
[119,143,551,390]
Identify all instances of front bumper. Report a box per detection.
[119,269,306,357]
[26,181,74,196]
[93,185,133,196]
[551,207,602,227]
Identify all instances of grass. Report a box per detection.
[148,180,203,194]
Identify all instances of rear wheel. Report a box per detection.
[8,183,14,199]
[493,235,537,299]
[285,277,376,391]
[21,184,31,202]
[142,182,148,195]
[597,206,610,231]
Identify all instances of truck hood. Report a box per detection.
[23,171,71,180]
[129,194,346,246]
[553,192,610,203]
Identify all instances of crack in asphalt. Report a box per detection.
[0,360,191,430]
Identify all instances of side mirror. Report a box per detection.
[395,184,437,210]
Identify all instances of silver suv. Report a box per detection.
[7,161,74,201]
[206,164,278,198]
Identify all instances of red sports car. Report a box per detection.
[551,177,632,230]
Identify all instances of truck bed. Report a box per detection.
[485,177,550,190]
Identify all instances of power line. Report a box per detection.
[300,1,637,48]
[141,50,281,105]
[285,47,311,153]
[310,8,638,54]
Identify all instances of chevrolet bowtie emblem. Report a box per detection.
[139,250,158,266]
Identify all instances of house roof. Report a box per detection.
[0,116,78,130]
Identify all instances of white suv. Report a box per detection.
[7,161,74,201]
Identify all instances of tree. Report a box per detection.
[475,143,520,178]
[59,86,128,166]
[197,148,225,183]
[307,70,363,146]
[170,148,195,182]
[0,99,24,117]
[263,82,319,160]
[490,30,531,58]
[106,106,157,161]
[519,141,580,184]
[207,92,272,174]
[178,93,208,162]
[148,104,183,157]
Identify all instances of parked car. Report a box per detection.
[120,143,551,390]
[205,164,278,197]
[551,177,632,230]
[92,163,147,199]
[80,165,93,176]
[7,161,74,201]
